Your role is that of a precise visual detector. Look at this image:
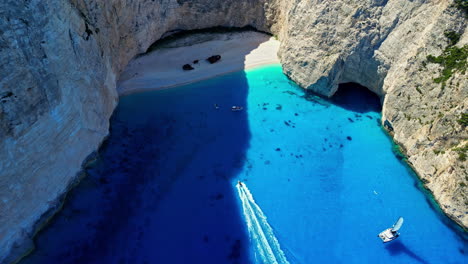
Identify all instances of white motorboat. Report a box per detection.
[231,106,243,111]
[378,217,404,243]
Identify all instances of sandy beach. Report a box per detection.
[117,31,280,96]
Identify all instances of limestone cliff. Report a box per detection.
[278,0,467,229]
[0,0,282,262]
[0,0,466,262]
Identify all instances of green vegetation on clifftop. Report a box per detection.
[457,113,468,127]
[426,31,467,89]
[453,144,468,161]
[454,0,468,17]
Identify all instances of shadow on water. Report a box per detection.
[331,82,382,113]
[332,84,468,241]
[20,31,266,264]
[385,240,430,264]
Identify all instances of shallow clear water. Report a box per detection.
[23,65,467,264]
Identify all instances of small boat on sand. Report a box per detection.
[231,106,243,111]
[378,217,404,243]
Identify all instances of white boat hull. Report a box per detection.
[378,228,399,243]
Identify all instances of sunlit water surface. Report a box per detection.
[22,65,467,264]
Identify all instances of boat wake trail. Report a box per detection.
[236,183,290,264]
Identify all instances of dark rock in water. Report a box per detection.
[99,177,109,184]
[393,147,405,160]
[283,90,298,96]
[376,118,382,127]
[193,59,199,64]
[348,118,354,123]
[347,136,352,141]
[340,144,344,148]
[206,55,221,64]
[182,64,194,71]
[302,93,329,106]
[284,121,290,126]
[275,148,281,151]
[228,239,241,260]
[276,104,282,110]
[294,113,299,116]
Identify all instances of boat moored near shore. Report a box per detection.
[231,106,243,111]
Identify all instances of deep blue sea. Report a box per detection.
[22,65,467,264]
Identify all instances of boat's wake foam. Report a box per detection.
[236,183,290,264]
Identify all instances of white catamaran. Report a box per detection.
[378,217,404,243]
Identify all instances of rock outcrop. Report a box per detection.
[278,0,467,230]
[0,0,466,262]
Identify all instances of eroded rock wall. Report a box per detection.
[0,0,283,262]
[278,0,467,229]
[0,1,119,261]
[0,0,466,262]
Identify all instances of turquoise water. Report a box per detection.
[22,65,466,264]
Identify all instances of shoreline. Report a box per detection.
[119,62,281,97]
[115,30,468,234]
[382,128,468,235]
[14,31,466,264]
[117,31,280,96]
[21,64,468,264]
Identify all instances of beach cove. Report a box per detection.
[118,31,280,96]
[19,30,467,263]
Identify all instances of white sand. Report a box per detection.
[117,31,280,96]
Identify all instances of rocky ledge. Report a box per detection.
[0,0,466,262]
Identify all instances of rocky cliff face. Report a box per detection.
[0,0,466,262]
[278,0,467,229]
[0,0,282,262]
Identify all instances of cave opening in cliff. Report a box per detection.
[144,26,268,54]
[331,82,382,113]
